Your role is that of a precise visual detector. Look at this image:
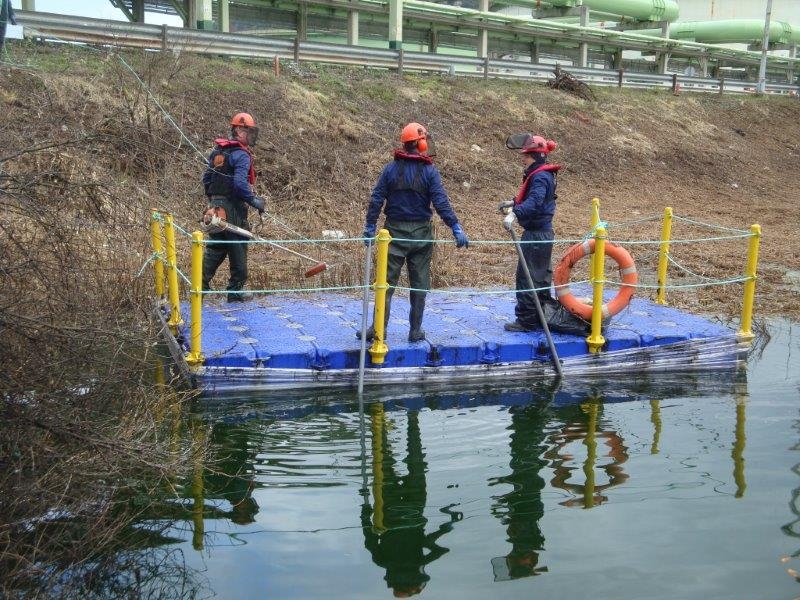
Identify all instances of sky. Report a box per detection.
[6,0,182,39]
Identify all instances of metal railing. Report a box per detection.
[12,10,800,95]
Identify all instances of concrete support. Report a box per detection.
[388,0,403,50]
[297,4,308,41]
[220,0,230,33]
[347,3,359,45]
[700,55,709,77]
[787,43,797,83]
[429,28,438,53]
[477,0,488,59]
[194,0,213,31]
[21,0,35,9]
[132,0,145,23]
[578,5,588,68]
[530,40,539,64]
[657,21,669,74]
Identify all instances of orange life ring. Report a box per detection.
[552,238,637,320]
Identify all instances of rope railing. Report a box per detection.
[148,200,761,366]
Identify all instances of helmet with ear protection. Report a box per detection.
[400,122,429,153]
[231,112,256,128]
[520,135,557,155]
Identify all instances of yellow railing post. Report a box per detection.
[150,209,165,298]
[590,197,601,230]
[186,231,205,367]
[737,224,761,342]
[190,414,205,551]
[164,213,184,331]
[370,402,386,533]
[586,226,607,353]
[650,399,661,455]
[733,396,747,498]
[656,206,673,305]
[369,228,391,364]
[582,401,598,509]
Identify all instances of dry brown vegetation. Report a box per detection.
[1,39,799,596]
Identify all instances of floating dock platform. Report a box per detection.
[160,288,748,395]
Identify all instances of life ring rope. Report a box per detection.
[553,239,638,320]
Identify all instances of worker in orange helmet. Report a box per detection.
[202,112,266,302]
[361,122,469,343]
[499,134,561,331]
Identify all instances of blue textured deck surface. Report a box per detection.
[179,288,734,371]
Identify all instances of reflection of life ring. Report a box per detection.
[553,238,637,320]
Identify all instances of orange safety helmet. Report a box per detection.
[400,122,428,153]
[520,135,557,155]
[230,112,256,128]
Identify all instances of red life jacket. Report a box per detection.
[514,163,561,204]
[393,149,433,165]
[214,138,256,185]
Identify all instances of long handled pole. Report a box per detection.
[358,241,374,395]
[206,215,327,277]
[508,228,563,378]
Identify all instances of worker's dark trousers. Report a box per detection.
[202,230,248,301]
[379,220,433,336]
[514,229,554,329]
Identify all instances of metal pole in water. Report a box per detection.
[358,240,373,396]
[508,228,562,377]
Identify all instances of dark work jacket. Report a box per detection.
[513,161,559,232]
[202,138,257,227]
[366,151,459,228]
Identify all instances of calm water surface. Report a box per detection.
[159,319,800,599]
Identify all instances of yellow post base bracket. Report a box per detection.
[369,228,392,365]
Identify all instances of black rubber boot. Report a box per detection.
[355,326,375,341]
[356,294,392,340]
[408,292,426,342]
[227,290,253,302]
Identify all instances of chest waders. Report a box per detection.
[358,219,433,343]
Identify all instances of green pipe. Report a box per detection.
[665,20,798,45]
[557,0,677,22]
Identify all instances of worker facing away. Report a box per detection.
[500,134,561,332]
[361,122,469,343]
[202,112,267,302]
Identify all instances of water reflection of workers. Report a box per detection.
[489,402,551,580]
[361,404,461,597]
[203,422,259,525]
[545,401,629,508]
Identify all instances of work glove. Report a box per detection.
[250,196,266,214]
[497,199,514,214]
[503,210,517,232]
[452,223,469,249]
[362,224,377,246]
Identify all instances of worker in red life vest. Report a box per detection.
[360,122,469,343]
[202,112,266,302]
[500,134,561,332]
